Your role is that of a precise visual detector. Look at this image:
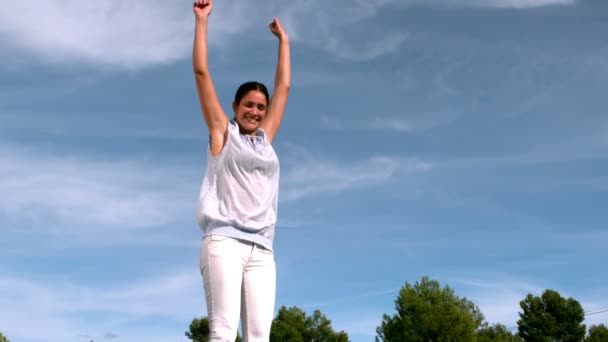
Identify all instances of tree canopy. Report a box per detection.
[586,324,608,342]
[376,276,485,342]
[186,316,242,342]
[517,289,586,342]
[271,306,349,342]
[187,306,348,342]
[187,281,601,342]
[476,323,523,342]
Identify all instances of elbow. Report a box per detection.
[193,67,209,79]
[277,83,290,93]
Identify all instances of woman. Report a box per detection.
[192,0,290,341]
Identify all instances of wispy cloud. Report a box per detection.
[0,0,252,69]
[280,148,431,201]
[0,0,576,70]
[278,0,409,62]
[452,275,608,328]
[581,301,608,327]
[336,315,382,339]
[440,123,608,169]
[301,287,400,309]
[0,74,99,106]
[320,112,460,133]
[452,277,545,326]
[371,118,415,132]
[0,146,196,233]
[320,115,345,130]
[410,0,576,8]
[0,271,202,342]
[0,0,408,69]
[1,1,187,69]
[472,0,576,8]
[324,33,408,62]
[0,110,204,141]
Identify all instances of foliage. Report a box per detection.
[269,306,307,342]
[270,306,349,342]
[186,317,241,342]
[187,306,347,342]
[517,289,586,342]
[0,332,9,342]
[586,324,608,342]
[376,276,484,342]
[477,323,523,342]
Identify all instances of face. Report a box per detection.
[233,90,268,135]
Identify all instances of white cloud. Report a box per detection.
[371,118,416,132]
[0,0,250,69]
[582,302,608,327]
[278,0,408,61]
[324,33,408,62]
[0,75,99,105]
[0,271,202,342]
[455,277,544,326]
[0,0,574,69]
[1,110,204,141]
[454,276,608,329]
[475,0,576,8]
[0,0,408,69]
[0,146,196,233]
[301,287,400,309]
[280,149,431,201]
[0,143,431,234]
[1,1,185,68]
[319,112,460,133]
[443,124,608,169]
[320,115,345,130]
[414,0,576,8]
[337,315,383,339]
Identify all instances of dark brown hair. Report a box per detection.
[234,81,270,105]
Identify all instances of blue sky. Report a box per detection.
[1,0,607,341]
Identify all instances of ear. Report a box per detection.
[232,101,238,114]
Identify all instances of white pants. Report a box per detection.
[200,235,276,342]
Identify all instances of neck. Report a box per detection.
[238,124,257,136]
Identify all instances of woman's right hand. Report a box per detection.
[193,0,213,19]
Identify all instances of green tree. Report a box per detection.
[0,332,9,342]
[305,309,349,342]
[517,289,585,342]
[270,306,349,342]
[477,323,523,342]
[186,317,210,342]
[270,306,307,342]
[185,317,242,342]
[376,276,485,342]
[586,324,608,342]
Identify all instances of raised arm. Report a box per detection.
[261,18,291,144]
[193,0,228,156]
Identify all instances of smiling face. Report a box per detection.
[233,89,268,135]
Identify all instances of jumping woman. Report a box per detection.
[192,0,290,341]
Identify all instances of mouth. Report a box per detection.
[244,115,259,125]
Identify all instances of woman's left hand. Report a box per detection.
[269,18,288,41]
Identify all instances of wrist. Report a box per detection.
[195,16,209,24]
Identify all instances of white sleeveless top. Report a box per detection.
[196,120,280,250]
